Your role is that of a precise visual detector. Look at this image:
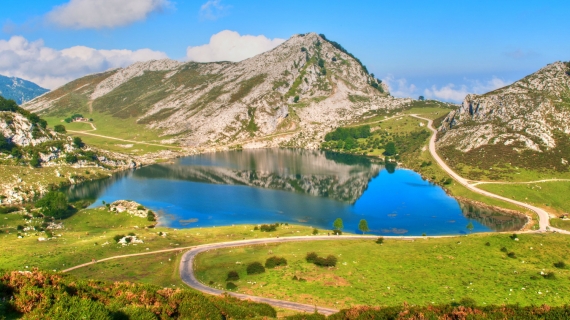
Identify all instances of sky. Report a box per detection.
[1,0,569,103]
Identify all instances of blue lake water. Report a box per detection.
[66,149,527,235]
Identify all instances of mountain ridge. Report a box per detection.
[0,75,49,105]
[24,33,410,149]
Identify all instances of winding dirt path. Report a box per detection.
[410,114,569,234]
[471,178,570,186]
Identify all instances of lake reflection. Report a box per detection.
[65,149,527,235]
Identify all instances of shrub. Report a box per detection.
[128,232,135,236]
[147,210,156,221]
[260,224,278,232]
[113,234,125,243]
[292,275,298,281]
[554,261,566,269]
[314,255,337,267]
[485,242,491,246]
[312,228,318,235]
[137,205,145,210]
[253,226,259,230]
[124,237,132,244]
[458,297,477,308]
[226,282,237,290]
[246,262,265,275]
[507,252,517,258]
[65,153,77,164]
[510,234,518,240]
[45,230,53,238]
[54,124,66,133]
[332,229,342,235]
[30,153,41,167]
[35,191,69,219]
[0,206,19,214]
[226,270,239,281]
[305,252,318,263]
[73,137,84,148]
[16,225,24,231]
[265,256,287,269]
[500,246,508,252]
[293,96,299,103]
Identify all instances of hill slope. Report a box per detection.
[25,33,409,149]
[437,61,570,178]
[0,74,49,105]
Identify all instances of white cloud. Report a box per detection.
[0,36,167,89]
[504,49,539,60]
[382,75,418,99]
[424,77,511,103]
[199,0,231,20]
[186,30,285,63]
[46,0,171,29]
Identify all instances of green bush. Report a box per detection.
[265,256,287,269]
[500,246,508,252]
[137,205,145,210]
[65,153,77,164]
[260,223,278,232]
[35,191,69,219]
[314,255,337,267]
[306,252,318,263]
[507,252,517,258]
[375,237,384,244]
[293,96,300,103]
[147,210,156,221]
[0,206,19,214]
[226,270,239,281]
[226,282,237,290]
[113,234,125,243]
[53,124,66,133]
[543,272,556,279]
[554,261,566,269]
[312,228,318,235]
[332,229,342,235]
[246,262,265,275]
[29,153,41,167]
[73,137,84,148]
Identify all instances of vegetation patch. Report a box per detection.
[230,74,267,103]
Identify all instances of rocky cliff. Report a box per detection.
[437,61,570,173]
[24,33,409,150]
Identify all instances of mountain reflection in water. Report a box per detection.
[64,149,527,235]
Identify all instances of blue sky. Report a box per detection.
[1,0,568,102]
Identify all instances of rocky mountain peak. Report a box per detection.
[23,32,408,150]
[437,60,570,171]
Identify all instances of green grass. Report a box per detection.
[477,182,570,216]
[43,112,180,155]
[195,233,570,309]
[550,218,570,231]
[0,206,323,273]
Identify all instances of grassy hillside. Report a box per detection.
[195,233,570,310]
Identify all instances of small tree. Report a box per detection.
[293,96,300,103]
[333,218,343,231]
[54,125,66,133]
[358,219,369,234]
[226,270,239,281]
[73,137,84,148]
[384,142,397,156]
[418,96,425,101]
[35,191,68,219]
[246,262,265,275]
[312,228,318,235]
[147,210,156,222]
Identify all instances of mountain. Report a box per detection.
[437,61,570,175]
[24,33,409,149]
[0,75,49,105]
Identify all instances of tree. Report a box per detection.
[358,219,370,234]
[293,95,300,103]
[54,124,66,133]
[418,95,425,101]
[35,191,69,219]
[384,142,397,156]
[73,137,84,148]
[333,218,343,231]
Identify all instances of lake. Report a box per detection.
[65,149,527,235]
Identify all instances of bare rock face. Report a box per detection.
[0,112,53,147]
[438,61,570,153]
[24,33,410,150]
